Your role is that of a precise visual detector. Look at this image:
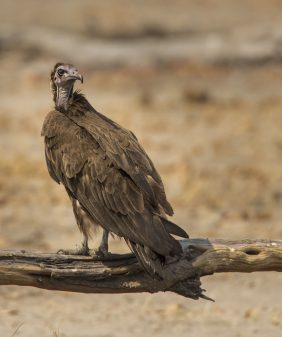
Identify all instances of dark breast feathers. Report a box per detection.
[41,97,187,274]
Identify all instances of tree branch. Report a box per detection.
[0,239,281,300]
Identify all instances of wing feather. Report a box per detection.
[67,109,172,214]
[42,107,184,257]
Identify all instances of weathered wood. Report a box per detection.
[0,239,281,299]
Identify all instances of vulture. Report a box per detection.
[41,63,189,277]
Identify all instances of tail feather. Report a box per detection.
[127,217,188,278]
[127,241,163,279]
[161,217,189,238]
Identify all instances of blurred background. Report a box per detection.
[0,0,282,336]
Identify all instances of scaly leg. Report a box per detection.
[95,229,110,257]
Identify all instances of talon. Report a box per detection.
[91,246,112,258]
[56,247,90,256]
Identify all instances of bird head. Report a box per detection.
[50,63,83,111]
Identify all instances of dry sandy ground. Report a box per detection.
[0,1,282,336]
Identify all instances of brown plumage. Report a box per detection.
[42,63,188,277]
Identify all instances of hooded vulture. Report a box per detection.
[41,63,188,277]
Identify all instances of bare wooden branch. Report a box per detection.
[0,239,281,299]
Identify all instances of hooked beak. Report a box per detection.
[65,71,83,84]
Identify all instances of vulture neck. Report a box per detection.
[55,82,74,111]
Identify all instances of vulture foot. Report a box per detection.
[57,247,90,256]
[92,229,111,257]
[57,238,90,256]
[92,245,111,258]
[57,246,90,256]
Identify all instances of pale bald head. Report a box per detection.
[50,63,83,111]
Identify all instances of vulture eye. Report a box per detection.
[57,69,65,77]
